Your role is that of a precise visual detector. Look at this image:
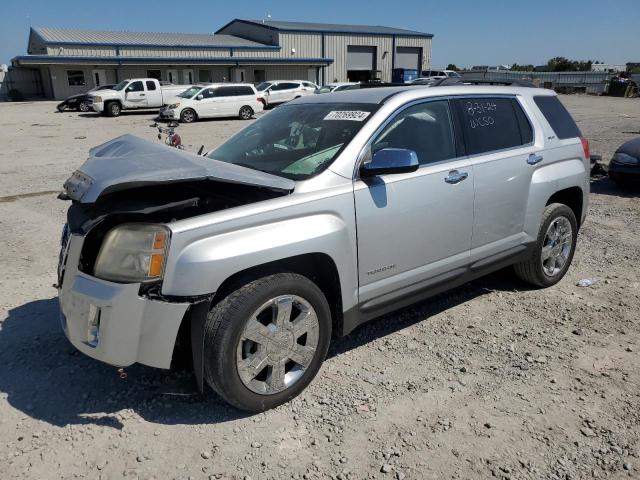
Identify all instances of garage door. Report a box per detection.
[347,46,376,70]
[395,47,422,70]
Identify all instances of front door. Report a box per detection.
[92,69,106,87]
[195,87,219,118]
[354,99,474,308]
[123,80,147,108]
[183,69,194,85]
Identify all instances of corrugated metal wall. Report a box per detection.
[325,34,392,82]
[395,36,431,71]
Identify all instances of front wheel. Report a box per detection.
[180,108,196,123]
[203,273,332,412]
[239,105,253,120]
[105,102,120,117]
[78,100,91,112]
[514,203,578,287]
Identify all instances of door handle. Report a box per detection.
[140,93,146,96]
[527,153,543,165]
[444,170,468,184]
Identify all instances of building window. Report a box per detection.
[146,70,162,80]
[67,70,86,86]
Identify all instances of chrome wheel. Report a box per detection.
[236,295,319,395]
[239,106,253,119]
[541,216,573,277]
[79,101,90,112]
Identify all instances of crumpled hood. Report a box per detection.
[63,134,295,203]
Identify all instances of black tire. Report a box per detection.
[203,273,332,412]
[180,108,196,123]
[105,101,121,117]
[78,100,91,112]
[239,105,254,120]
[514,203,578,287]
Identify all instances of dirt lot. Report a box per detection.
[0,95,638,480]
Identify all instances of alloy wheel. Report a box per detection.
[541,216,573,277]
[236,295,319,395]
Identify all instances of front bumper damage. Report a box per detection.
[58,233,190,369]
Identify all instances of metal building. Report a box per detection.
[11,19,433,100]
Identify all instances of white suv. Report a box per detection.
[256,80,318,107]
[159,83,263,123]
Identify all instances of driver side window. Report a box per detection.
[372,100,456,165]
[127,81,144,92]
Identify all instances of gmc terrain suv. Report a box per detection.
[57,85,589,412]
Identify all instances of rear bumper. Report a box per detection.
[158,107,179,120]
[58,234,189,369]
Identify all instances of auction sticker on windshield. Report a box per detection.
[324,111,371,121]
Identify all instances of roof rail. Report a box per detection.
[432,77,537,88]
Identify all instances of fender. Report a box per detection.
[525,156,587,237]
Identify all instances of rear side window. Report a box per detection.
[145,81,156,91]
[236,86,255,96]
[533,96,581,139]
[453,97,533,156]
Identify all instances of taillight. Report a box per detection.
[580,137,590,161]
[257,97,265,105]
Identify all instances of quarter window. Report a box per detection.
[236,86,254,96]
[372,100,456,165]
[533,95,581,140]
[453,97,533,156]
[66,70,86,86]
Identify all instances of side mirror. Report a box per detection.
[196,94,203,100]
[360,148,419,177]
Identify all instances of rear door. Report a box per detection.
[145,80,163,107]
[123,81,147,108]
[451,96,538,260]
[354,99,475,310]
[215,86,241,116]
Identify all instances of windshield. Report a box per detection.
[207,103,378,180]
[317,85,335,94]
[177,86,202,99]
[113,81,128,91]
[256,82,273,91]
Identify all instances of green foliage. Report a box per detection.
[511,63,535,72]
[446,64,459,71]
[545,57,593,72]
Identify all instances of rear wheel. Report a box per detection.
[203,273,331,412]
[180,108,196,123]
[239,105,253,120]
[514,203,577,287]
[105,102,121,117]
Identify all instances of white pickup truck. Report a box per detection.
[90,78,191,117]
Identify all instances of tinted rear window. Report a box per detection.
[533,96,581,140]
[453,97,533,156]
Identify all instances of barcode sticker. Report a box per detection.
[324,110,371,121]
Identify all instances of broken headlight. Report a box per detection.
[94,224,169,283]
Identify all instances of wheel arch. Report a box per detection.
[546,186,584,228]
[181,252,343,392]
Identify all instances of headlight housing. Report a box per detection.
[167,103,180,109]
[612,152,639,165]
[92,96,102,103]
[94,224,170,283]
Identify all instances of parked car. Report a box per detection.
[256,80,317,107]
[56,84,116,112]
[608,137,640,186]
[158,83,263,123]
[57,84,589,412]
[89,78,191,117]
[315,82,358,94]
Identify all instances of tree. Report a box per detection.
[545,57,593,72]
[446,64,459,71]
[511,63,535,72]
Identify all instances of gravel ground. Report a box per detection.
[0,95,638,480]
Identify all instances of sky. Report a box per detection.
[1,0,638,67]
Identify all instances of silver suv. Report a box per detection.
[58,85,589,412]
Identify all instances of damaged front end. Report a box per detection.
[56,134,294,374]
